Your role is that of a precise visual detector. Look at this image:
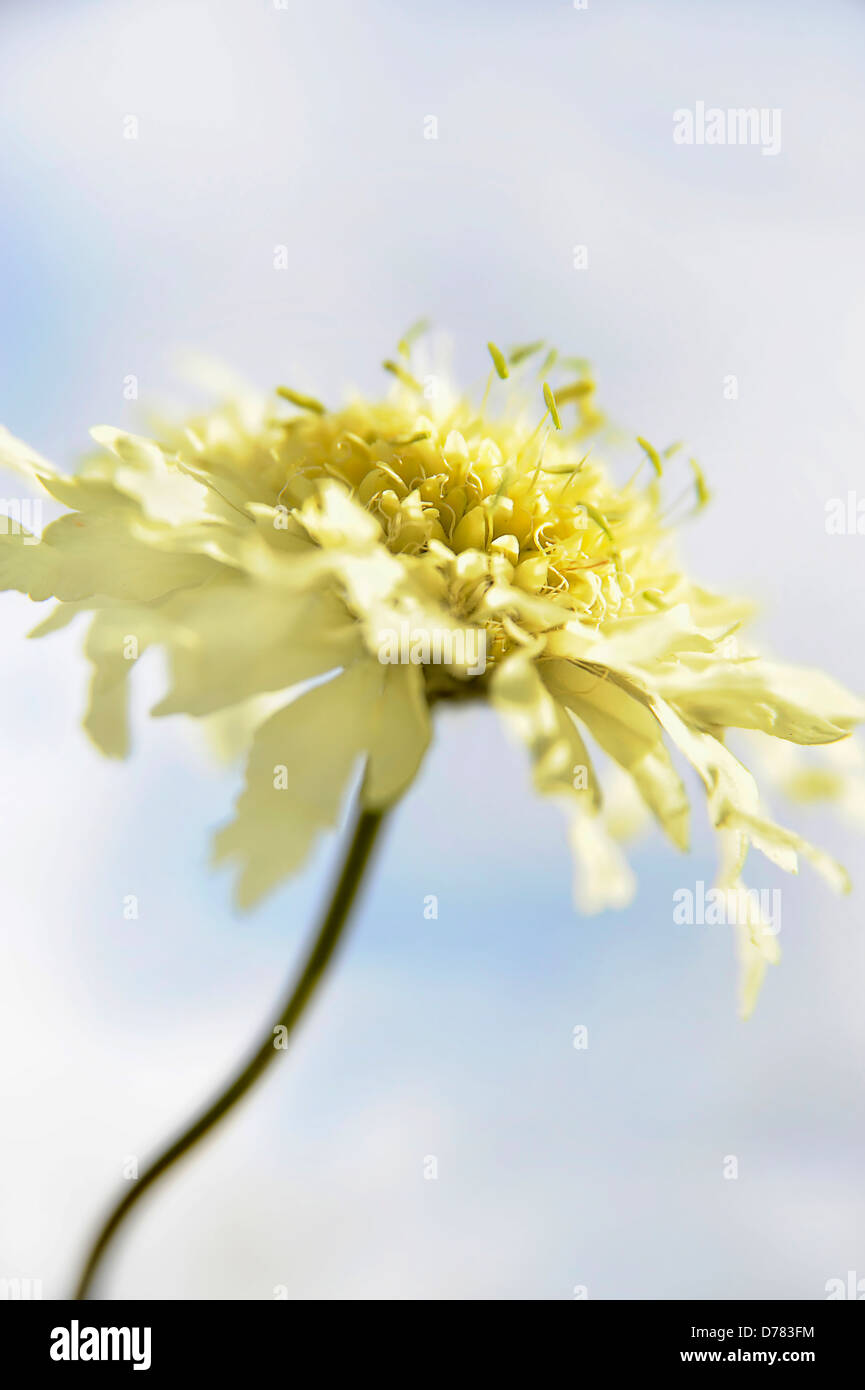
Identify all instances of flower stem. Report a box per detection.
[73,803,388,1300]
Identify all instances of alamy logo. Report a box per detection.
[0,498,42,544]
[50,1321,152,1371]
[825,1271,865,1300]
[673,102,782,156]
[673,881,781,934]
[0,1276,42,1299]
[377,620,486,676]
[825,493,865,535]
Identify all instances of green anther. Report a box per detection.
[276,387,326,414]
[508,339,545,365]
[542,452,590,477]
[636,436,663,477]
[397,318,430,357]
[487,341,509,379]
[583,503,613,543]
[689,456,711,510]
[383,359,423,392]
[555,380,594,405]
[543,382,562,430]
[387,431,431,447]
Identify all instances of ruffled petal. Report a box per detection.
[152,582,362,718]
[491,653,601,809]
[651,655,865,744]
[363,663,431,807]
[214,658,430,907]
[542,659,689,850]
[213,664,380,908]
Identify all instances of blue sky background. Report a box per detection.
[1,0,864,1299]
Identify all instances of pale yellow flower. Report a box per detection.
[2,333,862,1014]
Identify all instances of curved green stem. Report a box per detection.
[73,803,388,1300]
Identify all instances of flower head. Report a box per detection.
[2,332,862,1012]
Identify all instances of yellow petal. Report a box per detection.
[363,663,431,807]
[213,665,379,908]
[568,811,637,912]
[0,426,58,481]
[214,659,430,907]
[2,512,218,603]
[153,582,362,718]
[543,660,689,849]
[491,654,601,809]
[652,656,865,744]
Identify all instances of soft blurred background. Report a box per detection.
[2,0,864,1300]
